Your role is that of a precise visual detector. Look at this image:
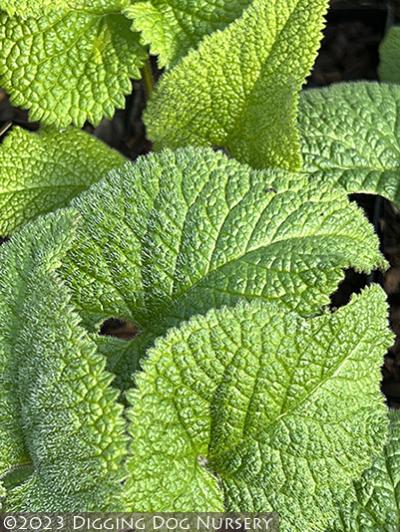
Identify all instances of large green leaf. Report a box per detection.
[0,147,393,519]
[0,212,128,511]
[379,26,400,84]
[332,410,400,531]
[125,287,392,531]
[0,127,125,235]
[145,0,329,171]
[60,148,385,389]
[0,5,146,127]
[125,0,252,68]
[300,82,400,205]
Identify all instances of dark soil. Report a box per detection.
[309,1,387,86]
[1,0,400,403]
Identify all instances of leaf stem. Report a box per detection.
[0,121,12,138]
[143,59,154,98]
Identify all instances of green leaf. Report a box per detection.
[331,410,400,531]
[0,147,392,517]
[0,127,126,235]
[125,286,392,531]
[0,212,74,501]
[0,0,126,18]
[0,212,128,511]
[125,0,252,68]
[60,148,385,389]
[300,82,400,205]
[379,26,400,84]
[144,0,328,171]
[0,7,146,127]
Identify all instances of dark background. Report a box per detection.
[1,0,400,404]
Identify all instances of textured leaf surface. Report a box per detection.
[145,0,328,170]
[0,7,146,127]
[0,127,125,235]
[0,213,73,499]
[125,287,392,531]
[300,83,400,205]
[379,26,400,84]
[0,0,127,17]
[60,148,385,388]
[0,212,128,511]
[125,0,251,67]
[332,410,400,531]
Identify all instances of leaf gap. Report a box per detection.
[99,318,139,341]
[330,269,372,310]
[330,194,388,311]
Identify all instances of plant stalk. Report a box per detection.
[0,121,12,138]
[143,59,155,98]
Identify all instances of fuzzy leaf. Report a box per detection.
[0,212,73,499]
[331,410,400,531]
[0,7,146,127]
[300,83,400,205]
[125,0,252,68]
[0,127,125,235]
[0,212,128,511]
[125,287,392,531]
[379,26,400,84]
[145,0,328,171]
[60,148,385,389]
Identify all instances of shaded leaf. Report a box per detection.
[379,26,400,84]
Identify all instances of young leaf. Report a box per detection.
[125,287,392,531]
[0,211,128,511]
[61,148,385,388]
[0,6,146,127]
[125,0,252,68]
[379,26,400,84]
[300,82,400,205]
[144,0,329,171]
[0,127,125,235]
[332,410,400,531]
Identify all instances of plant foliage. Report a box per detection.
[145,0,329,171]
[379,26,400,84]
[0,2,146,127]
[126,287,392,531]
[0,126,125,234]
[0,151,393,530]
[300,82,400,205]
[0,212,128,511]
[125,0,252,67]
[0,0,398,529]
[331,410,400,531]
[60,149,385,389]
